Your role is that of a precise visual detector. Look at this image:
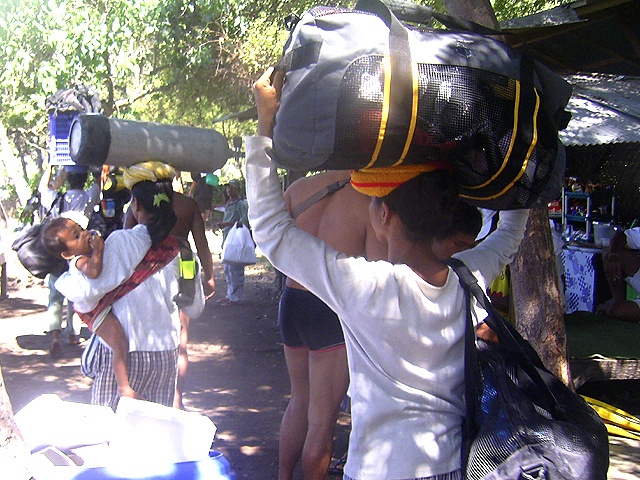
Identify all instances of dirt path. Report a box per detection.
[0,245,637,479]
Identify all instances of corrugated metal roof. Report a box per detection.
[560,74,640,146]
[501,0,640,146]
[504,0,640,76]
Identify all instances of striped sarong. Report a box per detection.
[91,341,179,409]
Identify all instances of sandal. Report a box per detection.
[50,341,63,359]
[217,297,238,307]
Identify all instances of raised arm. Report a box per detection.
[75,232,105,279]
[454,209,530,289]
[247,69,373,318]
[190,206,216,299]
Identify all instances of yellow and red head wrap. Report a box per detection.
[350,162,452,197]
[123,161,176,190]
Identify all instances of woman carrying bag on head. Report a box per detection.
[247,68,529,480]
[56,161,205,409]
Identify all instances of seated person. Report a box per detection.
[43,215,145,400]
[597,226,640,323]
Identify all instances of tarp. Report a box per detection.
[560,74,640,146]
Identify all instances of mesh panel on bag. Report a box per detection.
[467,349,608,480]
[332,57,558,208]
[470,361,553,478]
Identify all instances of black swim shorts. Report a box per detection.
[278,286,345,351]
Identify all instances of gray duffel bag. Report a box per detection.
[272,0,573,210]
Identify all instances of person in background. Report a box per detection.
[189,172,215,227]
[125,181,216,409]
[598,225,640,323]
[278,171,387,480]
[39,164,100,358]
[172,168,185,194]
[57,161,205,409]
[248,68,529,480]
[487,266,512,320]
[89,165,130,239]
[214,180,249,306]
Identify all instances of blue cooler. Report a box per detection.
[51,450,235,480]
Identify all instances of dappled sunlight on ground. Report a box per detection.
[2,249,636,478]
[240,445,263,455]
[609,437,640,478]
[188,343,232,359]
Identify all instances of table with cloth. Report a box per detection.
[562,245,612,314]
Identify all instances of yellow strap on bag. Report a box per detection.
[180,257,196,280]
[175,238,196,307]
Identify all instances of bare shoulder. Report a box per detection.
[173,191,197,208]
[285,171,350,207]
[336,183,371,220]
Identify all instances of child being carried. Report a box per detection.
[42,214,145,401]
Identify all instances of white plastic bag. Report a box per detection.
[222,223,256,266]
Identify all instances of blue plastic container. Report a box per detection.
[49,111,79,165]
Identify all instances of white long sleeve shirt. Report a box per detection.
[56,225,205,352]
[40,184,100,220]
[246,136,529,480]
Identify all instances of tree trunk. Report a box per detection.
[442,0,572,385]
[510,206,572,385]
[442,0,499,27]
[0,366,32,479]
[0,121,33,210]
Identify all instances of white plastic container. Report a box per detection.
[593,222,615,247]
[14,394,116,452]
[109,397,217,466]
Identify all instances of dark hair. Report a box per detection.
[41,217,73,258]
[450,201,483,239]
[130,179,177,246]
[66,172,89,190]
[379,169,478,243]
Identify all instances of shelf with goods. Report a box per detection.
[561,188,616,241]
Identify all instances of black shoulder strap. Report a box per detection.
[446,257,559,410]
[291,178,350,219]
[447,258,544,367]
[44,191,64,219]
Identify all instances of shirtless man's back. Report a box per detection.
[278,170,386,480]
[284,171,386,287]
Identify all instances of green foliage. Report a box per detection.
[491,0,560,22]
[7,169,43,224]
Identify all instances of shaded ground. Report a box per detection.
[0,243,638,479]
